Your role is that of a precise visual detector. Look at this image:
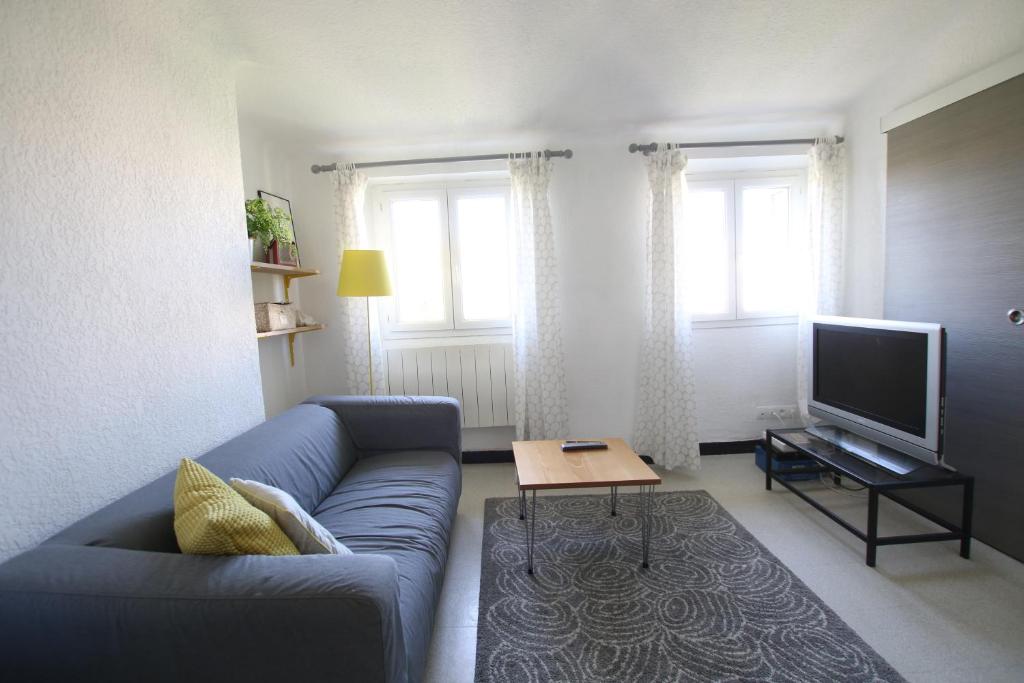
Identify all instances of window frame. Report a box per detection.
[370,177,513,341]
[373,184,455,334]
[447,184,514,331]
[685,169,806,326]
[683,178,737,322]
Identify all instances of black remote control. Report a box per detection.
[561,441,608,452]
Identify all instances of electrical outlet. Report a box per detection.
[756,405,799,421]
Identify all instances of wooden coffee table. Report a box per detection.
[512,438,662,574]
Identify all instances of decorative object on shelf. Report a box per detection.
[254,302,296,333]
[270,239,299,267]
[245,196,294,263]
[337,249,392,395]
[295,309,318,327]
[258,190,301,267]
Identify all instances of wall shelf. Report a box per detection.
[255,324,325,367]
[255,324,325,339]
[250,262,319,277]
[251,261,322,367]
[250,262,320,302]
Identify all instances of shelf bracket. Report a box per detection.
[287,332,296,367]
[283,275,294,302]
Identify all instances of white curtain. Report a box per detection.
[796,137,847,420]
[332,164,385,395]
[632,147,700,471]
[509,154,570,440]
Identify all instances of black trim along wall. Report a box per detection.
[462,440,761,464]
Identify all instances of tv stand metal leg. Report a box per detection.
[961,479,974,559]
[866,488,879,567]
[765,440,773,491]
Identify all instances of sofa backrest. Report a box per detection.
[45,404,356,553]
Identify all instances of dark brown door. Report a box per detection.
[885,74,1024,561]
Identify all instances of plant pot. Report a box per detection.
[250,237,269,263]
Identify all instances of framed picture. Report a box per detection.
[270,240,299,267]
[258,190,300,267]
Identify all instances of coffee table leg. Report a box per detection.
[519,487,526,520]
[526,490,537,574]
[610,486,618,516]
[640,485,653,569]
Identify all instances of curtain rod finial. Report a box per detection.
[628,143,639,153]
[564,149,573,159]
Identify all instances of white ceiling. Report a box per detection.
[218,0,1024,146]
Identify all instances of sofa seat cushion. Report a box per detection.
[313,450,460,682]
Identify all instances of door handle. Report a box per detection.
[1009,309,1024,326]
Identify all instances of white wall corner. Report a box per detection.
[881,50,1024,132]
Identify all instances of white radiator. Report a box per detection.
[384,344,515,428]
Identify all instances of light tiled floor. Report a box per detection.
[424,455,1024,683]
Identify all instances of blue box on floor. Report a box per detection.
[755,443,820,481]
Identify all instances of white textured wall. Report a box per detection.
[0,2,264,561]
[238,119,311,417]
[843,3,1024,318]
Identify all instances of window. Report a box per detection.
[684,173,803,322]
[372,180,512,338]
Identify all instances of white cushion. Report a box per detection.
[229,479,352,556]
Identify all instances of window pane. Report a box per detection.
[454,194,511,322]
[390,198,447,324]
[738,185,796,315]
[684,189,732,317]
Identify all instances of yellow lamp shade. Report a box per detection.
[337,249,393,297]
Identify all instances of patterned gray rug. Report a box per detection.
[475,491,903,682]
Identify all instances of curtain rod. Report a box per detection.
[627,137,844,154]
[311,148,574,174]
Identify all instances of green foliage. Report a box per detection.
[245,198,294,250]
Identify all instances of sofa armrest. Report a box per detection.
[305,395,462,464]
[0,545,408,683]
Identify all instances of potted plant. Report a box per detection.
[245,198,294,262]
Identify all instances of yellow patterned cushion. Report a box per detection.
[173,458,298,556]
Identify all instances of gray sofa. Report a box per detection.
[0,395,462,683]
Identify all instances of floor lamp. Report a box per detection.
[337,249,393,395]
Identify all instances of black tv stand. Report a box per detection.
[765,428,974,567]
[803,424,923,475]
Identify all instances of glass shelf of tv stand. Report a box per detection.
[767,428,969,490]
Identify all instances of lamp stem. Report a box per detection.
[366,296,374,395]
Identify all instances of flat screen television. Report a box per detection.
[807,316,945,473]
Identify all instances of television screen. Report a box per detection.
[812,324,929,437]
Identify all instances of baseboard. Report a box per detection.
[462,441,759,463]
[462,450,513,464]
[699,439,762,455]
